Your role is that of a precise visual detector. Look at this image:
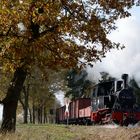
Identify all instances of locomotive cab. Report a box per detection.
[91,80,123,111]
[90,80,123,124]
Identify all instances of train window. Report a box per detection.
[92,88,96,97]
[91,87,98,98]
[117,81,123,91]
[97,97,104,109]
[98,87,105,96]
[92,98,98,111]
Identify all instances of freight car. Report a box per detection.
[56,74,140,126]
[56,98,91,124]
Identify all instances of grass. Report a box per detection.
[0,124,77,140]
[0,124,140,140]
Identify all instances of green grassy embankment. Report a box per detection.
[0,124,76,140]
[0,124,140,140]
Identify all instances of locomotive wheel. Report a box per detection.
[123,119,129,126]
[123,118,138,126]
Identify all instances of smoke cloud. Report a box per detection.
[87,7,140,83]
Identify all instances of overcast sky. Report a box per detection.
[87,7,140,83]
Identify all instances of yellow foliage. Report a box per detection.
[0,0,138,73]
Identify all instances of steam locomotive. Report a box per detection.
[56,74,140,126]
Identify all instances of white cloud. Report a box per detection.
[87,8,140,82]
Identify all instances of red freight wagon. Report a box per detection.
[79,106,91,118]
[75,98,91,118]
[69,101,75,119]
[56,98,91,124]
[56,106,65,123]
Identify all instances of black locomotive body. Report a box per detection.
[56,74,140,126]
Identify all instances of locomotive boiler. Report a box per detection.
[56,74,140,126]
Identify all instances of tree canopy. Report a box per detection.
[99,71,116,83]
[66,68,93,99]
[0,0,139,73]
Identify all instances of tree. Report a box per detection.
[0,0,139,132]
[66,68,91,99]
[99,71,116,83]
[19,68,59,124]
[0,71,12,101]
[19,76,31,124]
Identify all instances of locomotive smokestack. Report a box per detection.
[121,74,128,89]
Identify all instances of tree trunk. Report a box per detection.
[37,107,40,124]
[22,85,29,124]
[19,85,29,124]
[43,106,46,124]
[29,107,32,123]
[40,106,43,124]
[32,100,35,124]
[1,67,27,133]
[23,106,28,124]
